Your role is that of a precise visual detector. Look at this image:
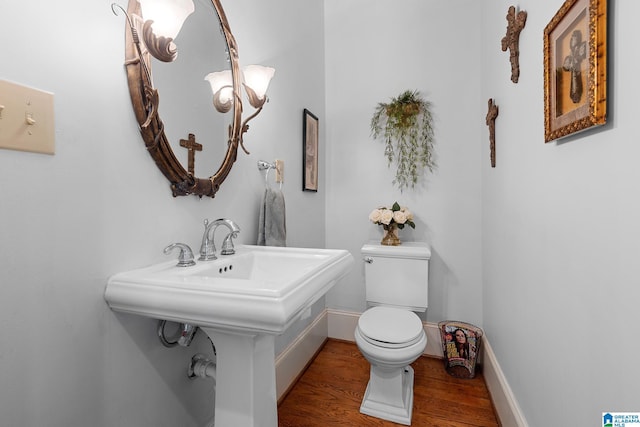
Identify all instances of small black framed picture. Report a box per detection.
[303,109,319,192]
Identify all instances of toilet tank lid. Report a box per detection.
[361,241,431,259]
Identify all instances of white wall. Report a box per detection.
[482,1,640,425]
[324,0,484,326]
[0,0,324,425]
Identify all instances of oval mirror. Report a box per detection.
[119,0,242,197]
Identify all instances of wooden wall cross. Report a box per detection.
[179,133,202,175]
[486,99,499,168]
[501,6,527,83]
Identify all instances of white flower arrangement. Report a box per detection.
[368,202,416,230]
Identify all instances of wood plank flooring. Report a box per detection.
[278,339,499,427]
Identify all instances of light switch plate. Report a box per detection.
[0,79,55,155]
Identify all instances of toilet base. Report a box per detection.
[360,364,415,425]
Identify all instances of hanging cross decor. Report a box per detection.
[562,30,587,103]
[501,5,527,83]
[486,99,499,168]
[179,133,202,176]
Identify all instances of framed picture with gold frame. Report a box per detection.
[543,0,607,142]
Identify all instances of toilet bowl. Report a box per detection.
[355,306,426,425]
[357,242,431,425]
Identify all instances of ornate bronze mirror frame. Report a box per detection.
[118,0,242,197]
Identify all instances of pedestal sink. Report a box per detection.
[105,245,354,427]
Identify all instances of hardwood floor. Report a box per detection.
[278,340,499,427]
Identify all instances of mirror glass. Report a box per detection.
[150,0,231,178]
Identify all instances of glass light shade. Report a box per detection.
[205,70,234,113]
[242,65,275,106]
[138,0,195,40]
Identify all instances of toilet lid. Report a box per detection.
[358,306,424,348]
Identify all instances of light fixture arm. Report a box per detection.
[112,4,148,79]
[238,104,264,155]
[112,3,157,127]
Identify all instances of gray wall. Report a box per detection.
[481,1,640,425]
[324,0,484,325]
[0,0,325,425]
[326,1,640,426]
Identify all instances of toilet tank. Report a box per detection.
[361,242,431,312]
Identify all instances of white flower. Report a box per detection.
[379,209,394,225]
[369,202,416,231]
[402,208,414,221]
[369,209,383,223]
[393,210,408,224]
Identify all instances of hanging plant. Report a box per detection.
[370,90,435,191]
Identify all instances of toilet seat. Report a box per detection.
[358,306,424,349]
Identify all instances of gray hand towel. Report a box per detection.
[257,187,286,247]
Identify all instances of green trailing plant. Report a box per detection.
[370,90,435,191]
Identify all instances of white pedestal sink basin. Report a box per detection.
[105,245,354,427]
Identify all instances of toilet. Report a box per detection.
[355,241,430,425]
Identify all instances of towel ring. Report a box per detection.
[257,160,282,189]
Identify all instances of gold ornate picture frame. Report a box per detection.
[543,0,607,143]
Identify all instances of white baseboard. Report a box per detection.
[482,338,529,427]
[326,308,358,341]
[326,309,529,427]
[275,310,328,401]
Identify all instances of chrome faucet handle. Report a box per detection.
[199,219,217,261]
[220,230,239,255]
[164,243,196,267]
[200,218,240,259]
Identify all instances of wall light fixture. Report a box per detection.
[204,70,233,113]
[138,0,195,62]
[205,64,275,154]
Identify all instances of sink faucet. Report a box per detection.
[199,218,241,260]
[164,243,196,267]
